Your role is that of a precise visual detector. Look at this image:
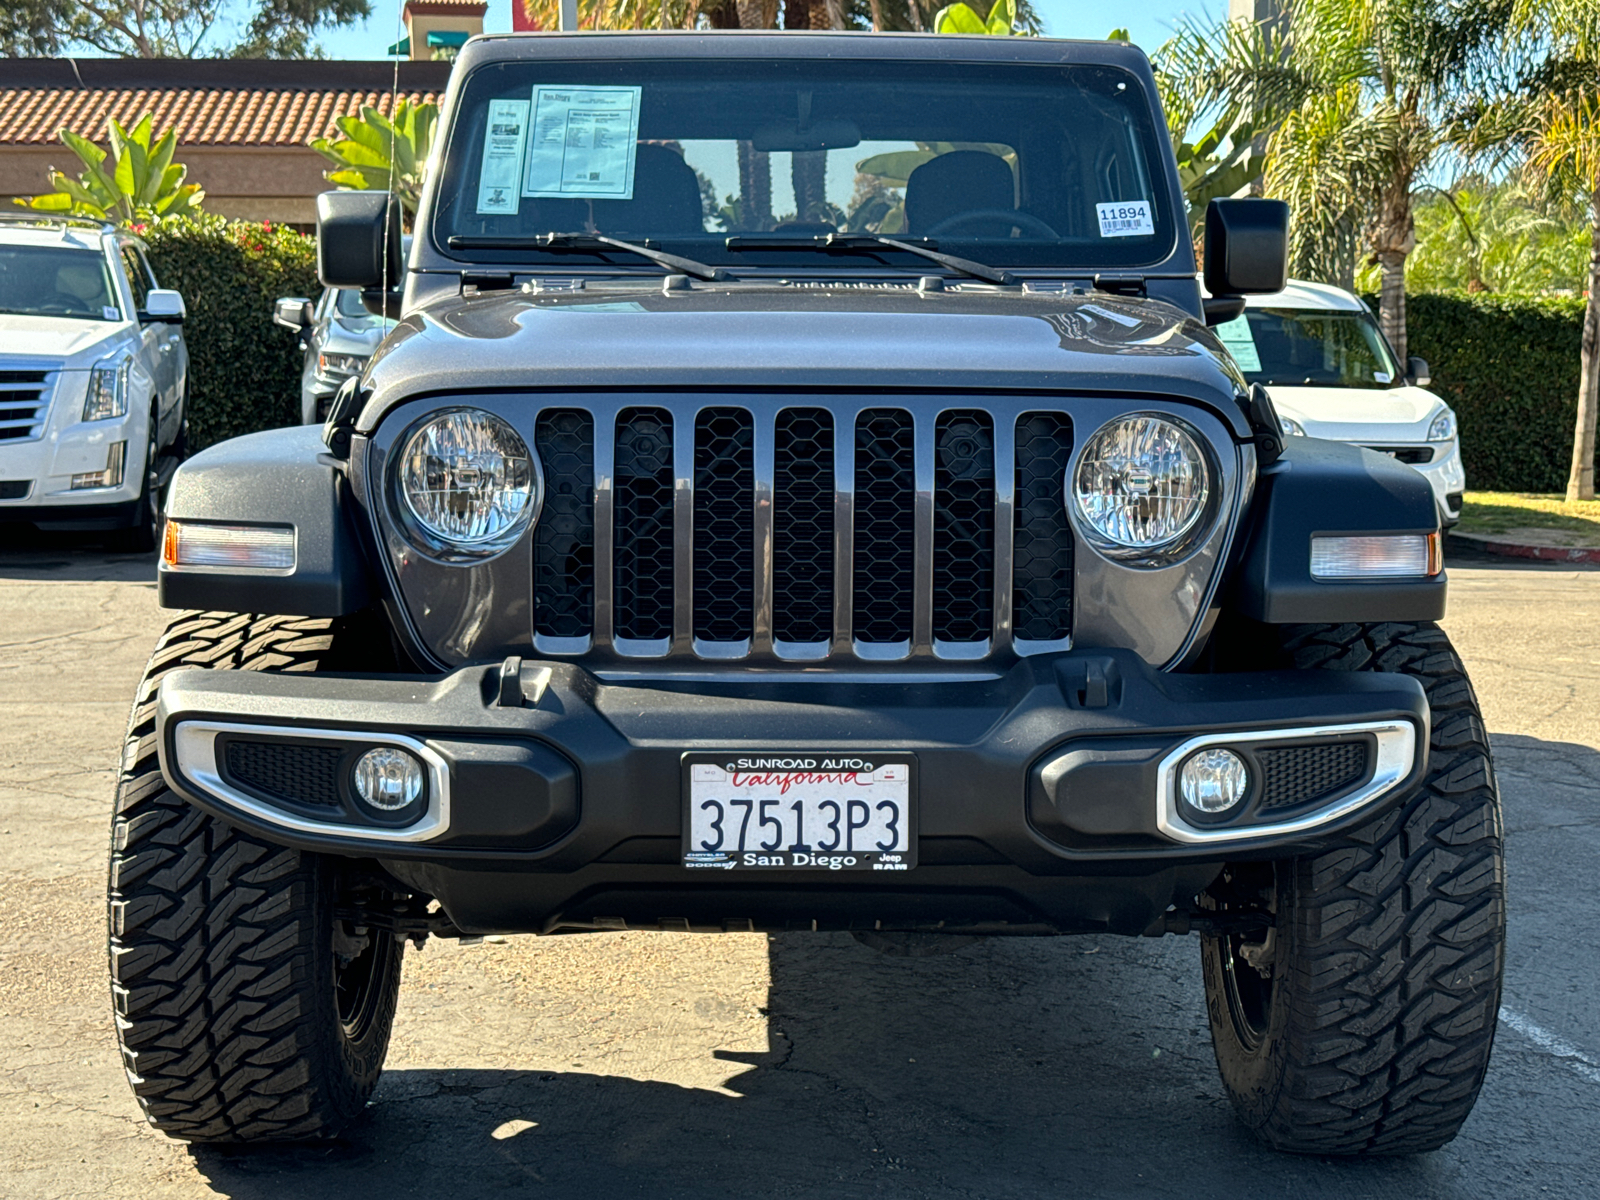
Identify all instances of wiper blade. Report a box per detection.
[725,233,1014,286]
[447,233,725,281]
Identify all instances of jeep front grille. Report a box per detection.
[530,403,1075,664]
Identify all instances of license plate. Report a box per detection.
[682,754,915,871]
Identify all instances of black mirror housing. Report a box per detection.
[316,191,403,290]
[1407,356,1431,388]
[1204,198,1289,296]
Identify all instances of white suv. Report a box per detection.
[0,214,188,551]
[1213,279,1465,526]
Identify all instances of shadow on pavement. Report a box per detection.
[184,932,1495,1200]
[0,525,155,582]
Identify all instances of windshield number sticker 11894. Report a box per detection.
[682,756,915,871]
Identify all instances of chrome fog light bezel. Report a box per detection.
[391,407,543,564]
[1155,721,1418,845]
[1068,413,1216,567]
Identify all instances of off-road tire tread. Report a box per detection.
[1205,621,1505,1155]
[109,611,399,1143]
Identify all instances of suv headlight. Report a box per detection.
[1280,416,1306,437]
[1427,409,1457,442]
[1070,414,1211,564]
[83,360,129,422]
[395,409,540,560]
[317,352,367,381]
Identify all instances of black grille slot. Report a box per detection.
[773,408,835,644]
[0,481,29,500]
[224,740,344,809]
[853,409,916,644]
[693,407,754,642]
[1365,445,1435,465]
[1257,741,1369,811]
[932,410,994,643]
[0,371,46,385]
[613,407,675,641]
[0,405,39,421]
[534,409,595,639]
[1013,412,1075,641]
[0,427,33,441]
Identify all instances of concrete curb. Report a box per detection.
[1449,531,1600,565]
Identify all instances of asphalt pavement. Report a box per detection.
[0,532,1595,1200]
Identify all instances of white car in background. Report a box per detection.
[0,214,188,551]
[1213,279,1465,527]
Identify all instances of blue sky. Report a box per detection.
[313,0,1219,60]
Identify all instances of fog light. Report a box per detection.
[353,747,425,811]
[70,441,126,489]
[1179,748,1249,815]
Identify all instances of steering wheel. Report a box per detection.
[924,209,1060,239]
[48,293,94,315]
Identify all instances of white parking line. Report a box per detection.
[1499,1007,1600,1085]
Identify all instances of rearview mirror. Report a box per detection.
[316,191,402,290]
[751,119,861,153]
[272,296,313,331]
[141,288,186,324]
[1203,198,1289,297]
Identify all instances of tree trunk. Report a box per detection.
[737,141,772,230]
[1376,249,1407,368]
[791,151,827,221]
[1568,190,1600,502]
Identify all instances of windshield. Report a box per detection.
[433,57,1176,271]
[1216,307,1401,388]
[0,245,119,321]
[334,288,370,318]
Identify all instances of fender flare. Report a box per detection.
[158,425,375,617]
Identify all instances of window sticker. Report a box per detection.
[1373,370,1393,384]
[1096,200,1154,238]
[101,306,120,321]
[1213,313,1262,372]
[476,99,531,215]
[522,86,642,200]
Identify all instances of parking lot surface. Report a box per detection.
[1,536,1595,1200]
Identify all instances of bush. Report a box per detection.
[139,215,318,450]
[1382,292,1584,493]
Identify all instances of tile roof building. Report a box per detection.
[0,59,454,224]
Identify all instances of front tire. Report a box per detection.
[109,612,403,1143]
[1201,622,1505,1155]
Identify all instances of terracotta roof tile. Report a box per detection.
[0,86,441,147]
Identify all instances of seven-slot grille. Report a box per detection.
[0,367,56,443]
[530,405,1075,662]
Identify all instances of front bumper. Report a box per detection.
[155,651,1429,936]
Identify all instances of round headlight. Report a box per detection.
[397,409,538,559]
[1070,415,1211,562]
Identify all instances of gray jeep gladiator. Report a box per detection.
[109,31,1504,1155]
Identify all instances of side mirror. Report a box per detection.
[1407,356,1431,388]
[1203,198,1289,297]
[141,288,186,324]
[272,296,313,331]
[316,190,403,290]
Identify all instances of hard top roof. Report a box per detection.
[0,213,117,248]
[1242,280,1368,312]
[452,30,1158,72]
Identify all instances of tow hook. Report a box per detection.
[1148,907,1273,939]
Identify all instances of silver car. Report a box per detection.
[273,286,394,425]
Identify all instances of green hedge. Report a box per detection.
[1384,292,1584,493]
[140,216,318,450]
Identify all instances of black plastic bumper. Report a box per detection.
[155,650,1429,936]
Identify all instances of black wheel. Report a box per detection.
[108,407,161,554]
[109,612,404,1143]
[1201,622,1505,1155]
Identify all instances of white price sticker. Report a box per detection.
[476,98,530,215]
[1096,200,1154,238]
[522,85,642,200]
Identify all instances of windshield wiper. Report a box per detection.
[726,233,1014,286]
[447,233,725,282]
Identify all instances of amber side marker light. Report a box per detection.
[162,520,296,571]
[1310,532,1442,580]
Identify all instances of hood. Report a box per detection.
[0,313,129,366]
[1267,384,1445,442]
[358,283,1252,437]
